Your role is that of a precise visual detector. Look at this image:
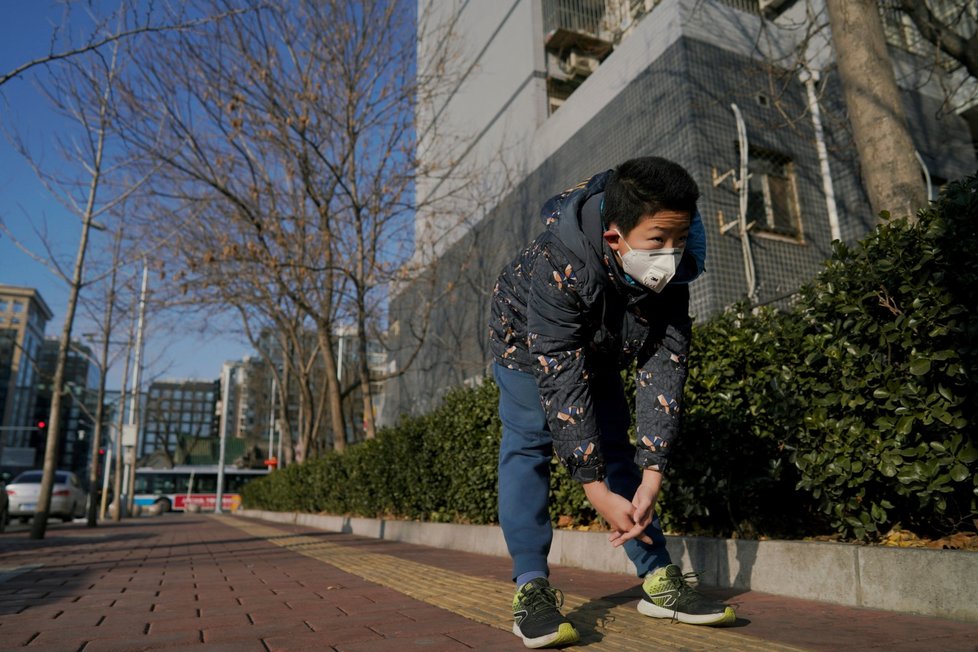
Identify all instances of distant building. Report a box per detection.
[140,379,219,464]
[32,338,100,477]
[217,357,272,455]
[219,359,252,442]
[0,285,53,471]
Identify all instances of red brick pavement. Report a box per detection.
[0,514,975,651]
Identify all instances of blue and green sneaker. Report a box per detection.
[638,564,736,625]
[512,578,580,648]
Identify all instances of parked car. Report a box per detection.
[5,470,87,523]
[0,473,9,532]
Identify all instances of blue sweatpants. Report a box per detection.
[494,363,671,581]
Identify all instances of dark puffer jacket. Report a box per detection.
[488,170,705,483]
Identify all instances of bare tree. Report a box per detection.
[896,0,978,80]
[113,0,475,456]
[80,228,126,526]
[0,2,258,88]
[16,32,139,539]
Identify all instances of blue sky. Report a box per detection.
[1,2,251,388]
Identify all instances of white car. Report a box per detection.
[5,470,87,523]
[0,474,8,532]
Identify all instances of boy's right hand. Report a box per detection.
[582,481,654,547]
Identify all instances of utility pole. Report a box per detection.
[215,363,231,514]
[112,310,135,522]
[267,375,277,468]
[86,229,122,526]
[124,260,148,515]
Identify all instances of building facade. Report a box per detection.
[31,338,100,477]
[0,286,53,471]
[217,357,273,461]
[140,379,219,464]
[385,0,976,419]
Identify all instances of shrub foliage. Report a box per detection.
[243,174,978,541]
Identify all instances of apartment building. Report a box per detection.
[384,0,976,419]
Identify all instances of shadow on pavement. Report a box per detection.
[564,583,753,644]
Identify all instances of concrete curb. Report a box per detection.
[237,509,978,622]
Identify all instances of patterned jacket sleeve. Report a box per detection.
[633,284,692,473]
[526,247,605,483]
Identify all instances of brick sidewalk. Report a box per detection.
[0,514,975,651]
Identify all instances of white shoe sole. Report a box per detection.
[638,600,736,626]
[513,621,580,648]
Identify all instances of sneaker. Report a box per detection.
[512,578,580,648]
[638,564,736,626]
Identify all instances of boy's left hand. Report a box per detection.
[609,469,663,546]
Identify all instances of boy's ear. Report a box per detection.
[603,226,623,251]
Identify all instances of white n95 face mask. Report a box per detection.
[615,230,683,293]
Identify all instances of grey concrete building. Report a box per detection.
[384,0,976,421]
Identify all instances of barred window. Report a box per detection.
[747,148,802,239]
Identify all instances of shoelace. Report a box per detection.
[521,584,565,614]
[660,570,703,623]
[671,569,703,590]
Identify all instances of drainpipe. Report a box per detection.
[915,150,932,202]
[801,68,842,242]
[731,103,758,303]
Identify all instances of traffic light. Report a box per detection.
[36,420,47,431]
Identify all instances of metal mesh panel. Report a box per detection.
[543,0,608,36]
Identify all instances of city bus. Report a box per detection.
[133,466,268,512]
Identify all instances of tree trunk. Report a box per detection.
[825,0,926,222]
[317,330,346,452]
[356,302,376,440]
[30,209,97,540]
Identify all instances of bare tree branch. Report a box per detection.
[0,5,262,88]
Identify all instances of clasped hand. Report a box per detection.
[582,475,660,548]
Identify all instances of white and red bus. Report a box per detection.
[133,466,268,512]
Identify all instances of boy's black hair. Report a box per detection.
[602,156,699,234]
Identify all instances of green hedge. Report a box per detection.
[786,175,978,540]
[243,173,978,541]
[241,378,595,526]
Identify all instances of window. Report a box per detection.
[0,300,8,312]
[12,302,24,313]
[747,148,802,239]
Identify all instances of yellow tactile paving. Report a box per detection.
[218,515,807,651]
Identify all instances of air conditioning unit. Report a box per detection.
[564,52,600,78]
